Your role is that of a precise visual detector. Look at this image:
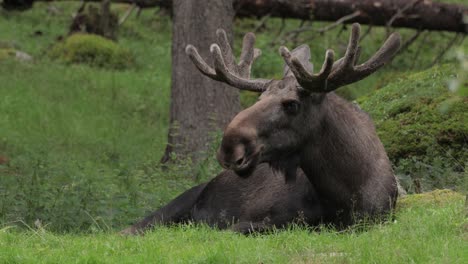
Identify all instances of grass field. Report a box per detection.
[0,1,467,263]
[1,190,466,263]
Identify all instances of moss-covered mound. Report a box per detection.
[359,64,467,165]
[0,48,33,62]
[396,189,464,209]
[0,48,16,60]
[49,33,134,69]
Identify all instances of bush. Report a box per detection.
[359,64,467,192]
[49,34,134,69]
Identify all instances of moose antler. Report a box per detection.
[186,29,271,92]
[280,23,401,93]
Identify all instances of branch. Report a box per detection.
[431,33,461,67]
[119,3,136,25]
[17,0,468,33]
[316,11,361,34]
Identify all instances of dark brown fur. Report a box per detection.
[121,164,322,235]
[218,73,398,227]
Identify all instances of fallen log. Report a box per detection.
[4,0,467,33]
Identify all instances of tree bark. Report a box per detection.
[29,0,467,33]
[161,0,240,162]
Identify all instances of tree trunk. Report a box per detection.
[161,0,240,162]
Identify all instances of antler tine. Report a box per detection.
[215,29,236,71]
[186,29,271,92]
[238,32,258,78]
[211,44,269,92]
[354,32,401,76]
[280,46,335,92]
[327,23,401,91]
[342,23,361,68]
[185,45,220,81]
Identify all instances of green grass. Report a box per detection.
[0,190,466,263]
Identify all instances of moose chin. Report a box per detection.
[121,23,402,235]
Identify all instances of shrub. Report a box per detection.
[359,64,467,192]
[49,34,134,69]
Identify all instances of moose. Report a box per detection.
[121,23,401,235]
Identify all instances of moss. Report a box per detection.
[397,189,465,209]
[359,64,467,168]
[49,33,134,69]
[0,48,16,60]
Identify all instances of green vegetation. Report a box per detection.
[359,65,468,193]
[0,48,15,60]
[49,33,134,69]
[0,3,466,261]
[0,2,181,232]
[0,190,465,263]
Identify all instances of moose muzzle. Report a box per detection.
[217,125,262,177]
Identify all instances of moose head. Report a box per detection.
[186,24,401,182]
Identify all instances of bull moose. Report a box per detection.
[121,23,401,235]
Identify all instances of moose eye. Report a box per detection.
[282,100,300,115]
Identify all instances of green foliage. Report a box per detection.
[359,65,467,192]
[49,33,134,69]
[0,3,175,231]
[0,190,466,263]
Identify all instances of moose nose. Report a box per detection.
[235,157,245,166]
[218,144,247,170]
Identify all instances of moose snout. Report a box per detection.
[217,144,247,170]
[217,126,262,176]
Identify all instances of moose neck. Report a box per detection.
[299,93,388,204]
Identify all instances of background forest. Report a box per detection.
[0,1,466,263]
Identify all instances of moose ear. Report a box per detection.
[283,44,313,78]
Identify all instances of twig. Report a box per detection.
[386,0,421,36]
[316,10,361,34]
[287,24,313,35]
[289,20,308,45]
[286,11,362,44]
[136,6,142,18]
[431,33,460,67]
[269,18,287,46]
[118,3,136,25]
[398,29,421,54]
[253,13,271,33]
[359,24,373,42]
[410,31,429,69]
[335,24,346,40]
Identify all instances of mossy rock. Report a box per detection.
[0,48,32,62]
[49,33,134,69]
[397,189,465,209]
[358,64,467,169]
